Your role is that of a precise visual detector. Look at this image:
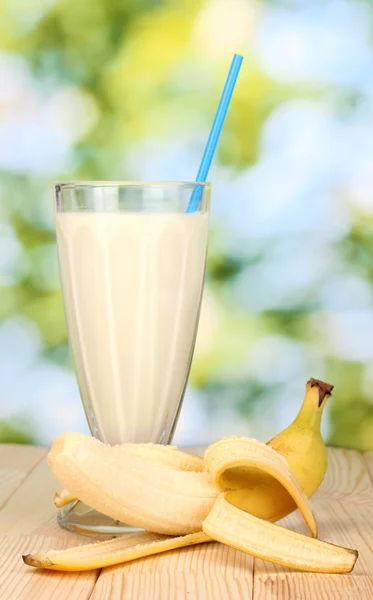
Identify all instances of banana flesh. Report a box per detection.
[53,443,204,508]
[48,432,220,535]
[109,442,205,471]
[203,494,358,574]
[23,531,209,571]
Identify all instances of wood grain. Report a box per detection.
[0,445,46,509]
[0,535,98,600]
[91,542,253,600]
[0,457,68,538]
[313,448,373,502]
[253,568,373,600]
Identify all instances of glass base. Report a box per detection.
[57,501,142,539]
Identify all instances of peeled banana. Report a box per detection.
[23,378,358,574]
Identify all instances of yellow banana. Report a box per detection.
[25,378,358,574]
[48,431,318,538]
[209,378,332,524]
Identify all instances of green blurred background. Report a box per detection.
[1,0,373,450]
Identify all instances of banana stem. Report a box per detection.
[293,379,333,430]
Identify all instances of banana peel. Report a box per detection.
[203,494,357,574]
[23,531,210,572]
[204,436,317,538]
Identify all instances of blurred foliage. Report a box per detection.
[0,0,373,450]
[327,360,373,452]
[0,420,35,445]
[339,213,373,283]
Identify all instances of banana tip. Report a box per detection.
[23,554,53,569]
[54,492,64,508]
[352,548,359,564]
[308,378,334,407]
[344,548,359,573]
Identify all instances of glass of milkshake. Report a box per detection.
[54,181,210,535]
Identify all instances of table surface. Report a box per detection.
[0,444,372,599]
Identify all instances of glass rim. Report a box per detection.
[55,180,211,189]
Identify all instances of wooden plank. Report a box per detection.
[0,457,68,538]
[92,572,250,600]
[0,445,46,508]
[91,541,253,600]
[253,567,373,600]
[253,448,373,599]
[0,535,98,600]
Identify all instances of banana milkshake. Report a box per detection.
[56,210,209,445]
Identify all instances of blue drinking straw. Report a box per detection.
[186,53,243,213]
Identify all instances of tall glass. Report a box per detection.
[54,181,210,536]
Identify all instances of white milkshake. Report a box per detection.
[56,211,209,445]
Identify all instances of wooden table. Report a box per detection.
[0,445,372,599]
